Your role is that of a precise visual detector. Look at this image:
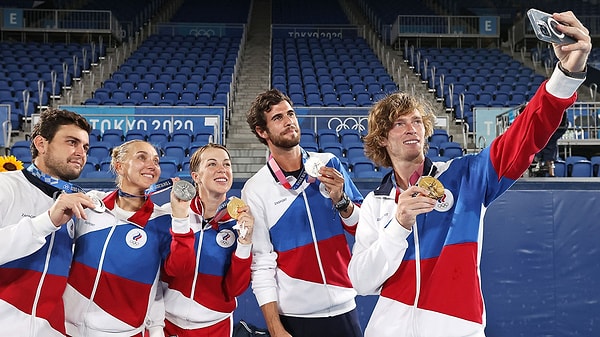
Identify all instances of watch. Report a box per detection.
[558,62,587,79]
[172,180,196,201]
[334,192,351,212]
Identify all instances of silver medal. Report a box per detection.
[173,180,196,201]
[304,157,324,178]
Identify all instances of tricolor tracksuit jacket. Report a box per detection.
[347,65,583,337]
[242,151,363,317]
[0,169,73,336]
[63,190,191,336]
[161,196,252,333]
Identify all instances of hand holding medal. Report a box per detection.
[170,179,195,219]
[228,197,253,243]
[416,176,445,200]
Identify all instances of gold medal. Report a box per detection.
[227,197,246,219]
[417,176,445,200]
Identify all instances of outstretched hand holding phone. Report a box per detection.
[528,9,576,44]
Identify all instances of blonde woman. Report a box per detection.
[63,140,192,336]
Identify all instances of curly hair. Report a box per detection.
[363,92,436,168]
[246,89,293,145]
[30,108,91,159]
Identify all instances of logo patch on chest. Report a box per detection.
[125,228,147,249]
[216,229,236,248]
[434,189,454,212]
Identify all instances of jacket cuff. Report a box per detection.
[546,63,586,99]
[384,219,412,244]
[235,241,252,259]
[340,203,359,227]
[171,216,190,234]
[31,211,62,238]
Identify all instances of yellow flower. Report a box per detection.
[0,155,24,172]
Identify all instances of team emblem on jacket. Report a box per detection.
[434,189,454,212]
[216,229,236,248]
[125,228,148,249]
[319,182,330,198]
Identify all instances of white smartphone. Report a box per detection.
[527,9,576,44]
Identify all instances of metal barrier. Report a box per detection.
[496,101,600,157]
[510,15,600,51]
[0,8,121,42]
[390,15,500,48]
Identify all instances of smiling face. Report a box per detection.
[381,108,427,163]
[191,146,232,199]
[33,124,90,181]
[114,141,161,193]
[256,100,300,150]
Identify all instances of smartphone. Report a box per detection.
[527,9,576,44]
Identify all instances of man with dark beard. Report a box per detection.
[242,89,364,337]
[0,108,94,336]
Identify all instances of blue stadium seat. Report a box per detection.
[102,129,124,146]
[300,129,317,144]
[339,129,362,147]
[344,141,365,159]
[429,129,450,146]
[125,129,147,141]
[320,142,344,158]
[159,159,179,179]
[350,157,376,177]
[88,141,112,161]
[553,159,566,177]
[171,131,192,148]
[317,129,339,146]
[566,156,592,177]
[439,141,463,159]
[10,140,31,159]
[163,142,187,162]
[592,156,600,177]
[148,130,170,148]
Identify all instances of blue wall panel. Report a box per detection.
[129,180,600,335]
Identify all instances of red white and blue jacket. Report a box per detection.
[64,190,191,337]
[242,151,363,317]
[161,196,252,332]
[348,66,584,337]
[0,169,74,337]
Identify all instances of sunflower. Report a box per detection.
[0,155,24,172]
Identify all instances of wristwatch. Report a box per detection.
[334,192,351,212]
[558,62,586,79]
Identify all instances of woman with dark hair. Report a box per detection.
[161,143,254,337]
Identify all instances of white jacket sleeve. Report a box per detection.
[348,193,411,295]
[0,210,60,265]
[145,281,166,336]
[242,186,279,307]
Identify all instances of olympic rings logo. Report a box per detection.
[188,28,215,37]
[327,117,368,133]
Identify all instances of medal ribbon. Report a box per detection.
[27,164,106,212]
[27,164,86,194]
[391,163,435,202]
[191,196,232,230]
[267,147,314,190]
[118,178,174,198]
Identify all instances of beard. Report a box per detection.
[45,155,84,181]
[267,128,300,149]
